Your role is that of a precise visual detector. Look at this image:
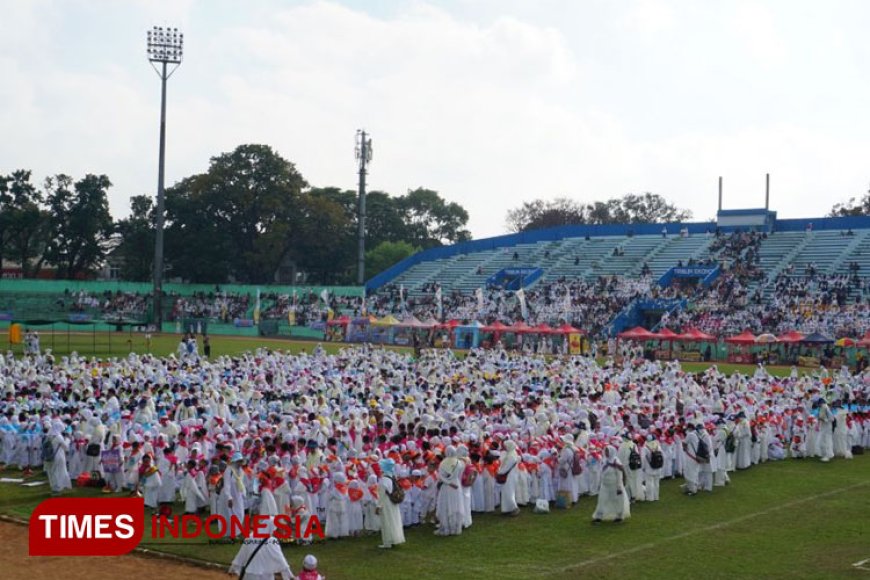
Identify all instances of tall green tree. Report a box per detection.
[506,193,691,232]
[114,195,155,282]
[43,174,114,279]
[0,170,50,277]
[366,240,419,277]
[164,144,308,283]
[829,185,870,217]
[397,187,471,249]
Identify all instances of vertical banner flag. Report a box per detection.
[435,286,443,320]
[475,288,484,313]
[516,288,527,320]
[253,288,261,324]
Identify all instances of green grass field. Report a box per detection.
[0,330,806,378]
[2,456,868,579]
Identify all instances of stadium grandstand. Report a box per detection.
[363,209,870,345]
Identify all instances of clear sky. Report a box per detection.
[2,0,869,238]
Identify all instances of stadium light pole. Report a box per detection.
[355,130,373,285]
[146,26,183,332]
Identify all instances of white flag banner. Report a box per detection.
[435,286,443,320]
[320,289,329,304]
[253,288,261,324]
[516,287,527,320]
[475,287,484,312]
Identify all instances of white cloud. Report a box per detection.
[1,0,869,239]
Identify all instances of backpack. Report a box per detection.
[628,448,642,470]
[724,432,736,454]
[695,435,710,463]
[571,450,584,476]
[387,476,405,504]
[42,438,57,463]
[461,464,478,487]
[649,449,664,469]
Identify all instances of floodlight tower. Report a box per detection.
[355,130,373,285]
[146,26,183,331]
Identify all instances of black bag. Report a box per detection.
[852,445,864,456]
[696,436,710,463]
[86,443,101,457]
[42,439,58,463]
[387,476,405,504]
[628,448,642,470]
[649,450,664,469]
[724,432,736,454]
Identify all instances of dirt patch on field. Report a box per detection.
[0,521,226,580]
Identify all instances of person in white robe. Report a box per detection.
[435,446,465,534]
[223,453,248,537]
[228,474,294,580]
[44,421,72,494]
[592,446,630,523]
[641,435,662,501]
[377,458,405,549]
[497,440,520,515]
[817,400,835,462]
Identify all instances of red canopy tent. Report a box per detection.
[776,330,805,343]
[618,326,657,340]
[725,330,757,345]
[531,322,556,334]
[327,315,351,326]
[482,321,512,333]
[554,323,582,335]
[656,328,680,341]
[510,321,535,334]
[438,319,461,329]
[678,327,716,342]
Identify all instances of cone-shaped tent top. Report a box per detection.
[555,323,582,335]
[656,328,680,341]
[678,327,716,342]
[439,319,462,329]
[374,314,402,326]
[801,332,834,344]
[461,320,485,328]
[725,330,757,344]
[776,330,805,343]
[618,326,657,340]
[531,322,556,334]
[834,337,856,347]
[420,317,440,328]
[327,315,351,326]
[398,315,424,327]
[511,321,535,334]
[482,321,511,333]
[755,333,778,344]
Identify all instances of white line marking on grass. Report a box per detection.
[853,558,870,571]
[540,480,870,577]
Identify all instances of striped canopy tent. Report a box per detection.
[398,315,425,327]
